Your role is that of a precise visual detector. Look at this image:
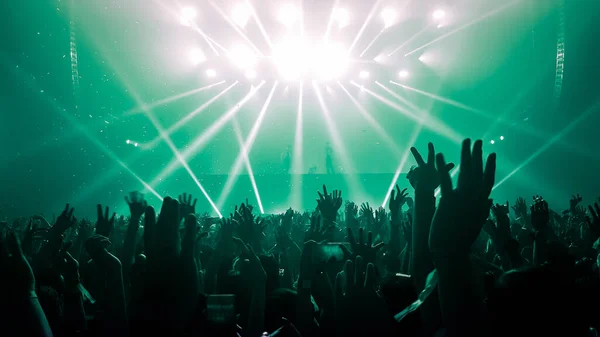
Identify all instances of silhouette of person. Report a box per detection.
[325,142,335,174]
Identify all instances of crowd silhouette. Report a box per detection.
[2,139,600,337]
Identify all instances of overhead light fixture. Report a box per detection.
[206,69,217,77]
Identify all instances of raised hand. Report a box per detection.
[429,139,496,257]
[530,196,549,232]
[52,204,76,236]
[125,191,147,218]
[388,185,408,215]
[374,207,388,239]
[235,203,265,251]
[485,203,512,245]
[178,193,197,220]
[305,212,335,243]
[570,193,583,213]
[275,225,294,251]
[96,204,116,238]
[347,227,384,264]
[408,143,455,192]
[316,185,343,222]
[344,201,359,232]
[359,202,375,230]
[281,207,294,232]
[586,202,600,239]
[335,256,391,335]
[512,197,528,218]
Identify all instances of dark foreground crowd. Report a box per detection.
[2,139,600,337]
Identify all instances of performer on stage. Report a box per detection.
[325,142,335,174]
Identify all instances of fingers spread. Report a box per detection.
[427,142,435,166]
[436,153,453,196]
[410,147,426,167]
[483,153,497,197]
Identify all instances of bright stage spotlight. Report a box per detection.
[500,136,505,140]
[490,140,495,144]
[180,6,197,26]
[229,43,258,69]
[245,69,257,79]
[432,9,446,20]
[332,8,349,28]
[313,43,348,80]
[278,4,300,27]
[189,48,206,65]
[359,70,369,79]
[381,7,397,28]
[206,69,217,78]
[273,38,308,80]
[398,69,409,78]
[232,3,252,28]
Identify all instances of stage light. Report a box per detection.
[332,8,349,28]
[245,69,257,79]
[490,140,495,144]
[313,43,348,80]
[273,38,309,80]
[189,48,206,65]
[134,142,139,147]
[126,139,130,144]
[500,135,504,140]
[228,43,258,69]
[381,7,397,28]
[432,9,446,20]
[359,70,369,79]
[180,6,197,26]
[206,69,217,77]
[232,3,252,28]
[398,69,409,78]
[278,4,300,27]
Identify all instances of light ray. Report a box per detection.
[290,82,304,210]
[389,81,491,117]
[153,0,220,55]
[146,81,239,148]
[359,28,385,58]
[81,29,223,212]
[323,0,340,43]
[245,0,274,51]
[215,82,278,210]
[144,111,222,217]
[388,24,432,56]
[350,81,462,143]
[209,0,265,57]
[3,57,162,201]
[493,100,600,190]
[125,81,226,115]
[312,82,363,195]
[190,25,222,56]
[381,125,423,207]
[347,0,382,55]
[232,118,265,214]
[148,81,267,189]
[404,0,522,57]
[339,83,402,157]
[375,81,426,115]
